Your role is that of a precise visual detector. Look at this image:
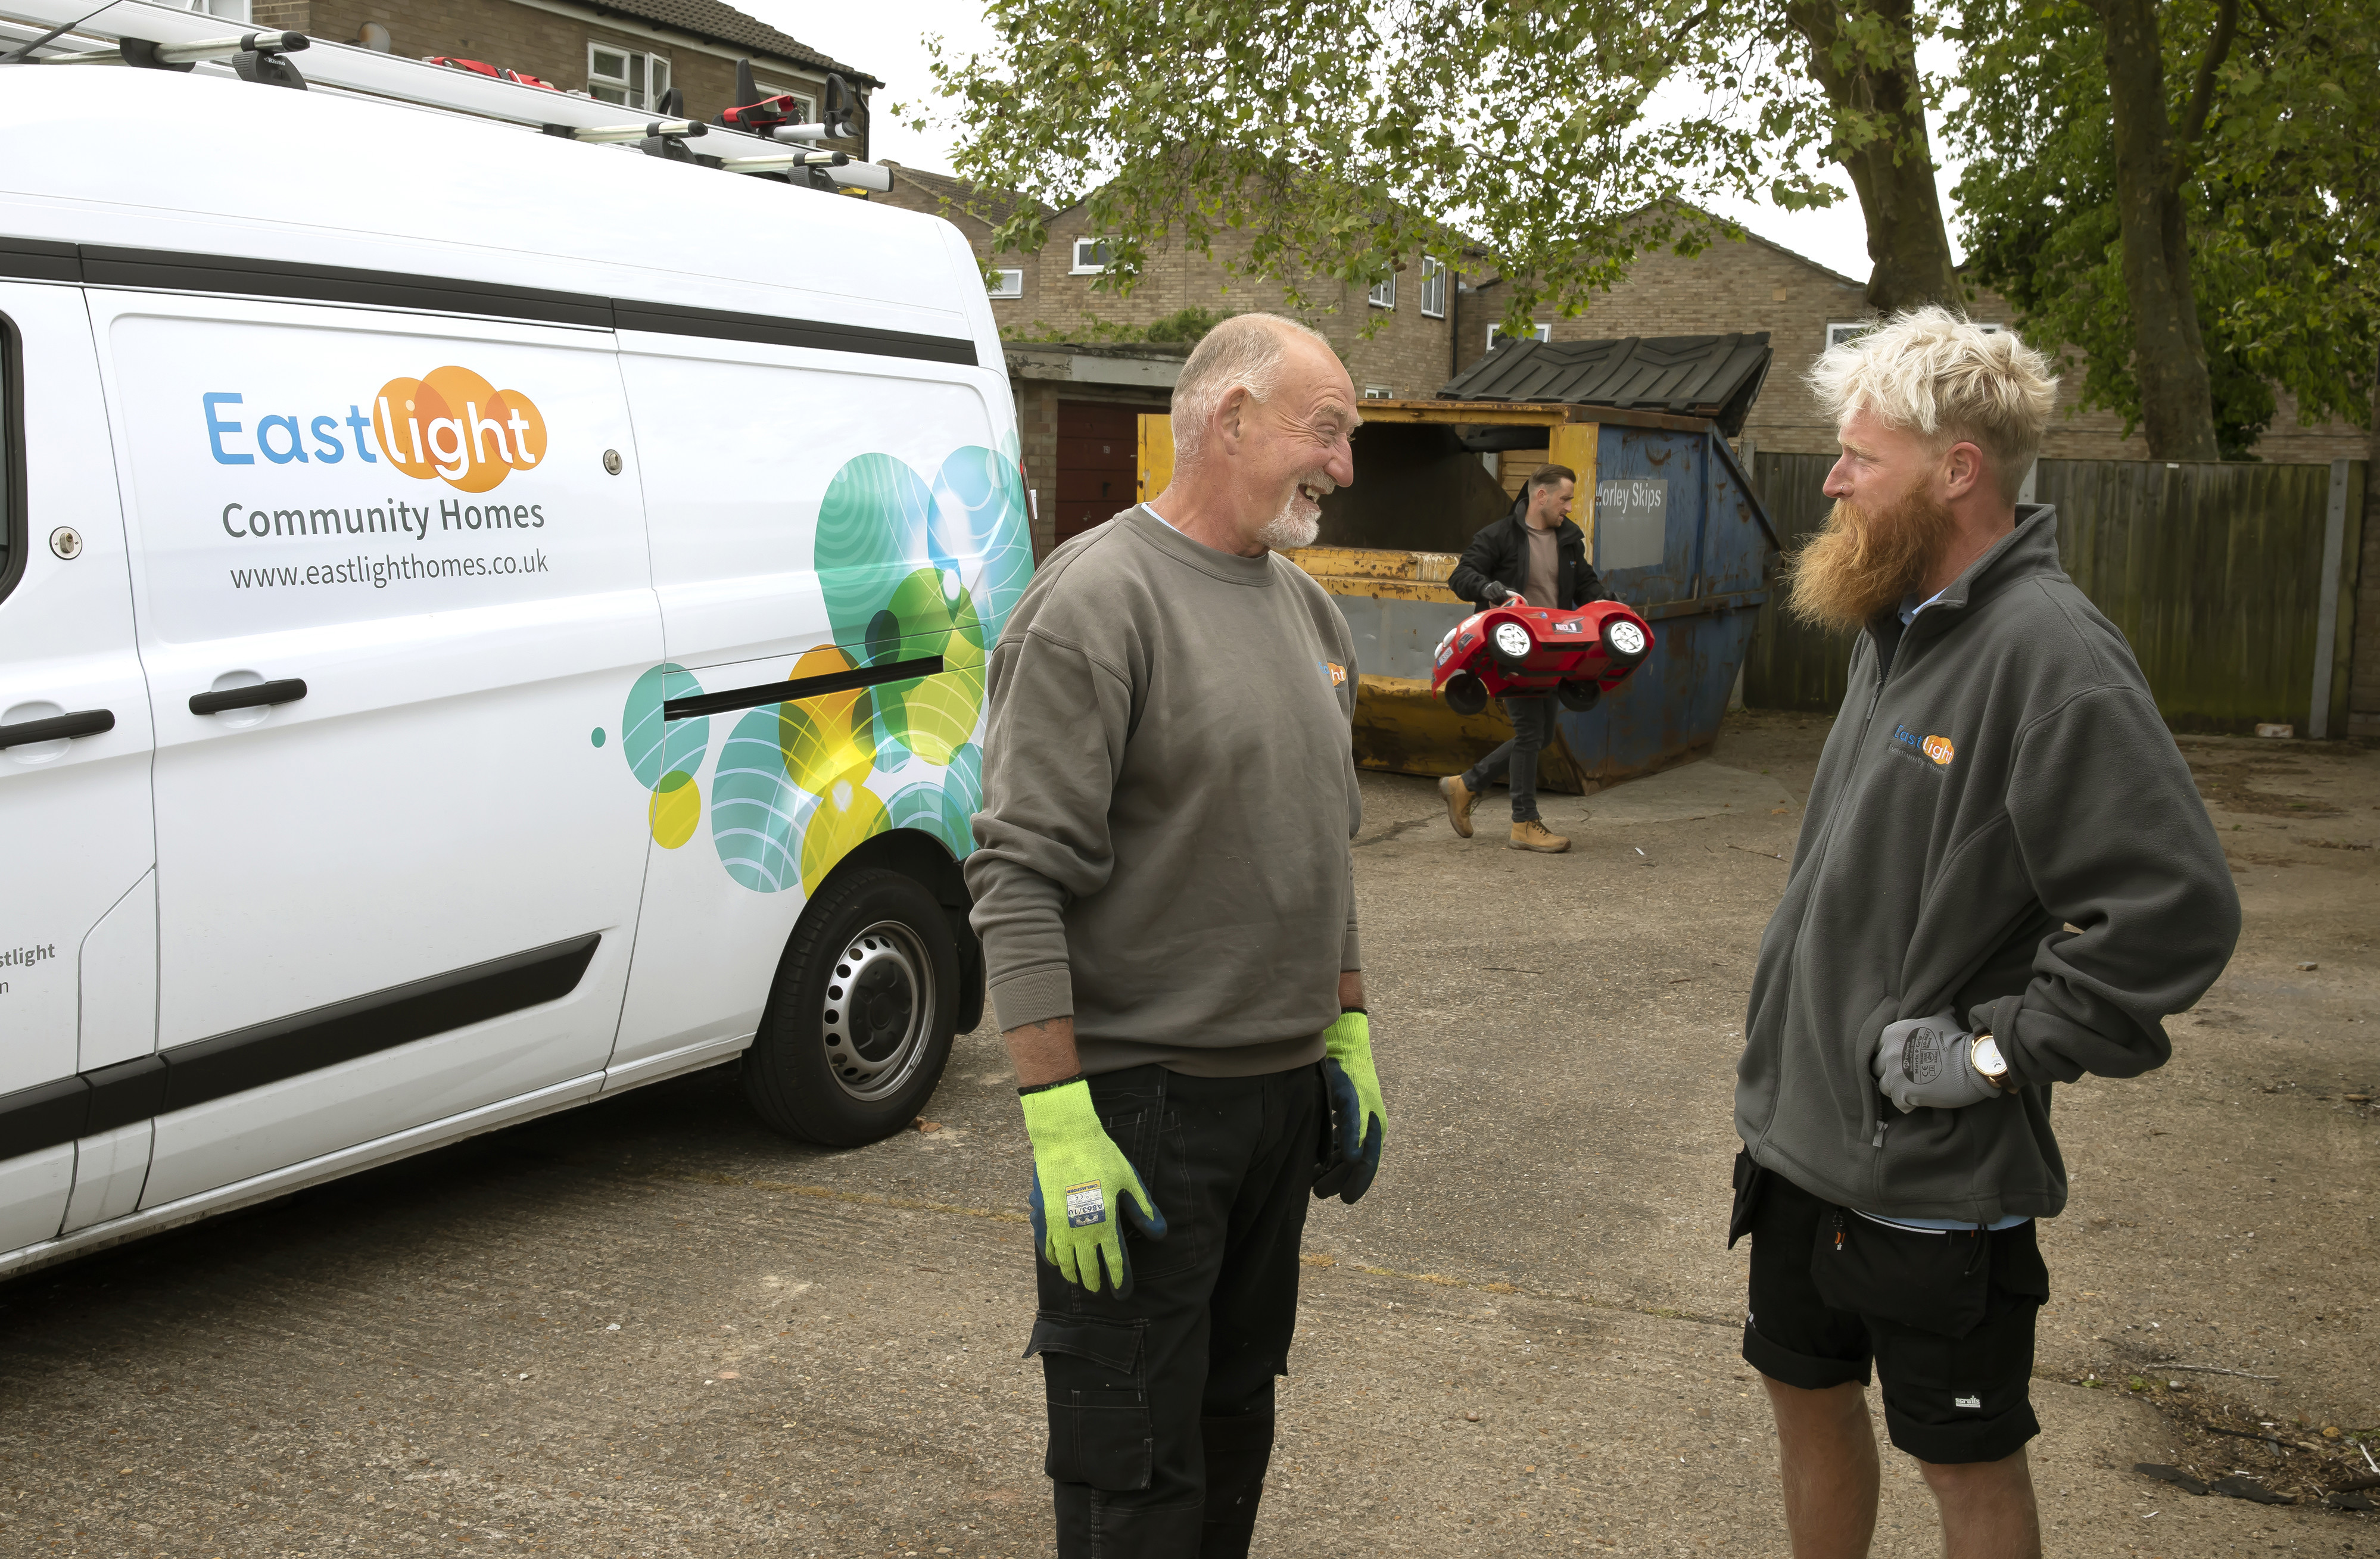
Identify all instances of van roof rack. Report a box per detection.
[0,0,893,193]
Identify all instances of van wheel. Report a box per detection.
[746,868,958,1147]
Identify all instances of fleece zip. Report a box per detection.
[1734,505,2239,1223]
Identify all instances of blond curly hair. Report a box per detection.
[1810,307,2059,500]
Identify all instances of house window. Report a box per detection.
[1486,323,1552,348]
[1419,257,1447,319]
[1368,275,1395,310]
[1363,385,1394,400]
[588,45,669,110]
[1831,318,1998,351]
[987,269,1024,300]
[755,82,817,122]
[1070,239,1112,275]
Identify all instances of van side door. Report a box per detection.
[0,276,160,1257]
[86,289,661,1209]
[607,328,1025,1076]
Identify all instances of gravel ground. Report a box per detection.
[1,711,2371,1557]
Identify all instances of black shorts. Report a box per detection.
[1730,1151,2049,1465]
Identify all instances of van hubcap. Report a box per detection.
[820,921,934,1101]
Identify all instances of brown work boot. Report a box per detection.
[1438,774,1477,838]
[1509,818,1570,853]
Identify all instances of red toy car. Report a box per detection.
[1430,600,1654,716]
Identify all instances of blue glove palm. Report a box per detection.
[1313,1010,1385,1204]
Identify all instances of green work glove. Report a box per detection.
[1314,1009,1386,1204]
[1019,1078,1166,1295]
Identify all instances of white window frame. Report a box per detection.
[1486,323,1552,348]
[987,269,1024,300]
[587,43,670,111]
[1367,275,1396,310]
[1363,384,1394,400]
[1070,238,1113,275]
[754,81,817,123]
[1419,257,1447,319]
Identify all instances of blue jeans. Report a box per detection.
[1462,694,1558,823]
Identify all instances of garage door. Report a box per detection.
[1054,400,1144,552]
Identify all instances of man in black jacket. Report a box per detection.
[1440,464,1605,852]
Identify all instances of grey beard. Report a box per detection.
[1256,494,1321,551]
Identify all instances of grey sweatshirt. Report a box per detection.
[1736,506,2239,1223]
[965,506,1363,1077]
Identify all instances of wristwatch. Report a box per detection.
[1971,1031,2013,1092]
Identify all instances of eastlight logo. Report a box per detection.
[203,366,548,495]
[373,367,547,493]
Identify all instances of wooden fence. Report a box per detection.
[1738,454,2368,735]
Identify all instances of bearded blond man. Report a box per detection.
[1728,308,2238,1559]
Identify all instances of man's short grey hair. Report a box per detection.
[1809,306,2059,499]
[1169,313,1333,467]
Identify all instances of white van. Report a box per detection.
[0,25,1027,1277]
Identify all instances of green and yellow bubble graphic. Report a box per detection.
[711,708,806,892]
[619,446,1031,896]
[649,769,700,849]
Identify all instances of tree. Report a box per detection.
[919,0,1967,338]
[1951,0,2378,456]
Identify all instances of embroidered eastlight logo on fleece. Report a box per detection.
[1923,734,1955,766]
[1319,660,1347,687]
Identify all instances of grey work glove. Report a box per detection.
[1874,1011,1997,1111]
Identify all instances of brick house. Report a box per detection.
[874,166,1478,555]
[252,0,876,140]
[1472,225,2367,465]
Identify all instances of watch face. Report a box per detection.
[1973,1036,2008,1077]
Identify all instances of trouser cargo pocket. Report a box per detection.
[1026,1314,1153,1491]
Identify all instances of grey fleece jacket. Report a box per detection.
[964,506,1363,1078]
[1735,504,2239,1223]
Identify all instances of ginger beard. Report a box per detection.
[1784,475,1961,632]
[1256,473,1332,551]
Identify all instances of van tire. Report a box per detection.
[746,868,959,1147]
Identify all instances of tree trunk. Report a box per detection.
[1786,0,1963,314]
[2088,0,2222,458]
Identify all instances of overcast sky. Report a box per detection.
[749,0,1967,289]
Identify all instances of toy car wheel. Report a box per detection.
[1444,671,1489,716]
[1490,619,1534,674]
[1555,678,1600,713]
[1600,616,1650,668]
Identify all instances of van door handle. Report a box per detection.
[0,708,116,749]
[189,678,308,715]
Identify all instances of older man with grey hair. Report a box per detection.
[966,313,1385,1557]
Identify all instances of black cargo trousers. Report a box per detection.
[1026,1062,1325,1559]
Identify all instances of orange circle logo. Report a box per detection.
[371,367,547,492]
[1922,734,1955,766]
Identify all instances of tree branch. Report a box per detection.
[2179,0,2239,146]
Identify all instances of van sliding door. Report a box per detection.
[86,292,661,1207]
